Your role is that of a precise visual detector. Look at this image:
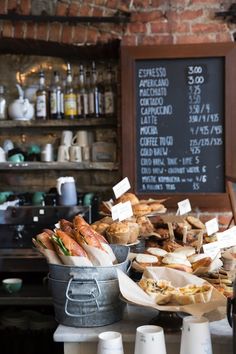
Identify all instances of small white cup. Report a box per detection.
[72,130,89,147]
[134,325,166,354]
[61,130,73,146]
[57,145,70,162]
[69,145,82,162]
[180,316,212,354]
[97,331,124,354]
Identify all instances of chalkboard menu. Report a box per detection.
[135,58,224,194]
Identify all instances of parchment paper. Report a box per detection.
[117,267,226,319]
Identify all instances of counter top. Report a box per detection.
[53,304,232,344]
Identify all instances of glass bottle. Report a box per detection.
[91,61,100,118]
[0,85,7,120]
[36,70,48,120]
[76,64,87,118]
[104,65,116,117]
[87,68,95,118]
[64,63,77,120]
[97,70,104,117]
[49,71,63,120]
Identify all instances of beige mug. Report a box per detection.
[57,145,70,162]
[61,130,73,146]
[69,145,82,162]
[72,130,89,147]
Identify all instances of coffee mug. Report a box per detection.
[0,147,6,162]
[28,144,41,155]
[32,191,45,206]
[69,145,82,162]
[2,278,23,294]
[97,331,124,354]
[8,153,24,163]
[57,145,70,162]
[72,130,89,147]
[61,130,73,146]
[41,143,54,162]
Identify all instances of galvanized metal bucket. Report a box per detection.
[48,245,130,327]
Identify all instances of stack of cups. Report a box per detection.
[72,130,93,162]
[97,331,124,354]
[134,325,167,354]
[57,130,73,162]
[180,316,213,354]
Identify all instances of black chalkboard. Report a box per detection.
[135,57,224,194]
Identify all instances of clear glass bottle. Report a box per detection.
[76,64,88,118]
[97,70,104,117]
[64,63,77,120]
[49,71,63,120]
[104,65,116,117]
[91,61,100,118]
[36,70,48,120]
[0,85,7,120]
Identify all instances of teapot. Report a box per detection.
[8,84,34,121]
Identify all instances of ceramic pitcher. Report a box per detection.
[56,176,77,206]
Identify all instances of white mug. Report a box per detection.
[134,325,166,354]
[57,145,70,162]
[3,139,14,153]
[72,130,89,147]
[61,130,73,146]
[0,147,6,162]
[69,145,82,162]
[180,316,212,354]
[97,331,124,354]
[41,143,54,162]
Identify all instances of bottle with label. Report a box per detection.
[64,63,77,120]
[90,61,100,118]
[97,71,104,116]
[49,71,63,119]
[76,64,88,118]
[104,65,116,117]
[0,85,7,120]
[36,70,48,120]
[86,68,94,118]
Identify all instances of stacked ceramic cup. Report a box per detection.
[57,130,73,162]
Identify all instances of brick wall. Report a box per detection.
[0,0,234,227]
[0,0,234,46]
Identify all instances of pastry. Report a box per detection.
[138,278,174,304]
[116,192,139,205]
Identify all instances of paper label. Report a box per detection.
[216,226,236,249]
[205,218,219,236]
[113,177,131,199]
[111,203,122,221]
[203,242,221,259]
[118,201,133,221]
[177,199,191,215]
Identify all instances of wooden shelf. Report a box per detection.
[0,161,118,171]
[0,118,117,128]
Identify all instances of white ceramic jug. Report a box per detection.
[56,176,77,206]
[8,84,34,121]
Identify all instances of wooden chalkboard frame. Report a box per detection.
[121,43,236,210]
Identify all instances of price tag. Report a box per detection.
[33,216,39,222]
[205,218,219,236]
[118,201,133,222]
[111,203,121,221]
[217,226,236,248]
[113,177,131,199]
[39,209,45,215]
[203,242,221,259]
[177,199,191,215]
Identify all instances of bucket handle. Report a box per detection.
[64,277,101,318]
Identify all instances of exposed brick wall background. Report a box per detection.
[0,0,234,46]
[0,0,234,227]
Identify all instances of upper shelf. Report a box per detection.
[0,118,117,128]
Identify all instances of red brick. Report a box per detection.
[91,7,104,17]
[133,0,150,8]
[106,0,119,9]
[99,31,113,43]
[48,23,62,42]
[176,33,216,44]
[87,27,99,44]
[2,21,14,37]
[25,22,36,39]
[191,0,218,4]
[56,2,68,16]
[140,35,173,45]
[61,25,74,44]
[68,2,80,16]
[94,0,106,5]
[0,0,7,14]
[192,22,228,33]
[171,21,190,33]
[121,35,137,45]
[216,32,233,42]
[151,21,170,33]
[150,0,170,5]
[79,5,92,16]
[14,21,25,38]
[7,0,17,12]
[131,11,163,23]
[73,25,87,44]
[127,22,146,33]
[179,9,204,21]
[18,0,31,15]
[36,23,49,41]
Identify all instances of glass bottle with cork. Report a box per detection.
[64,63,77,120]
[36,69,48,120]
[49,71,63,120]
